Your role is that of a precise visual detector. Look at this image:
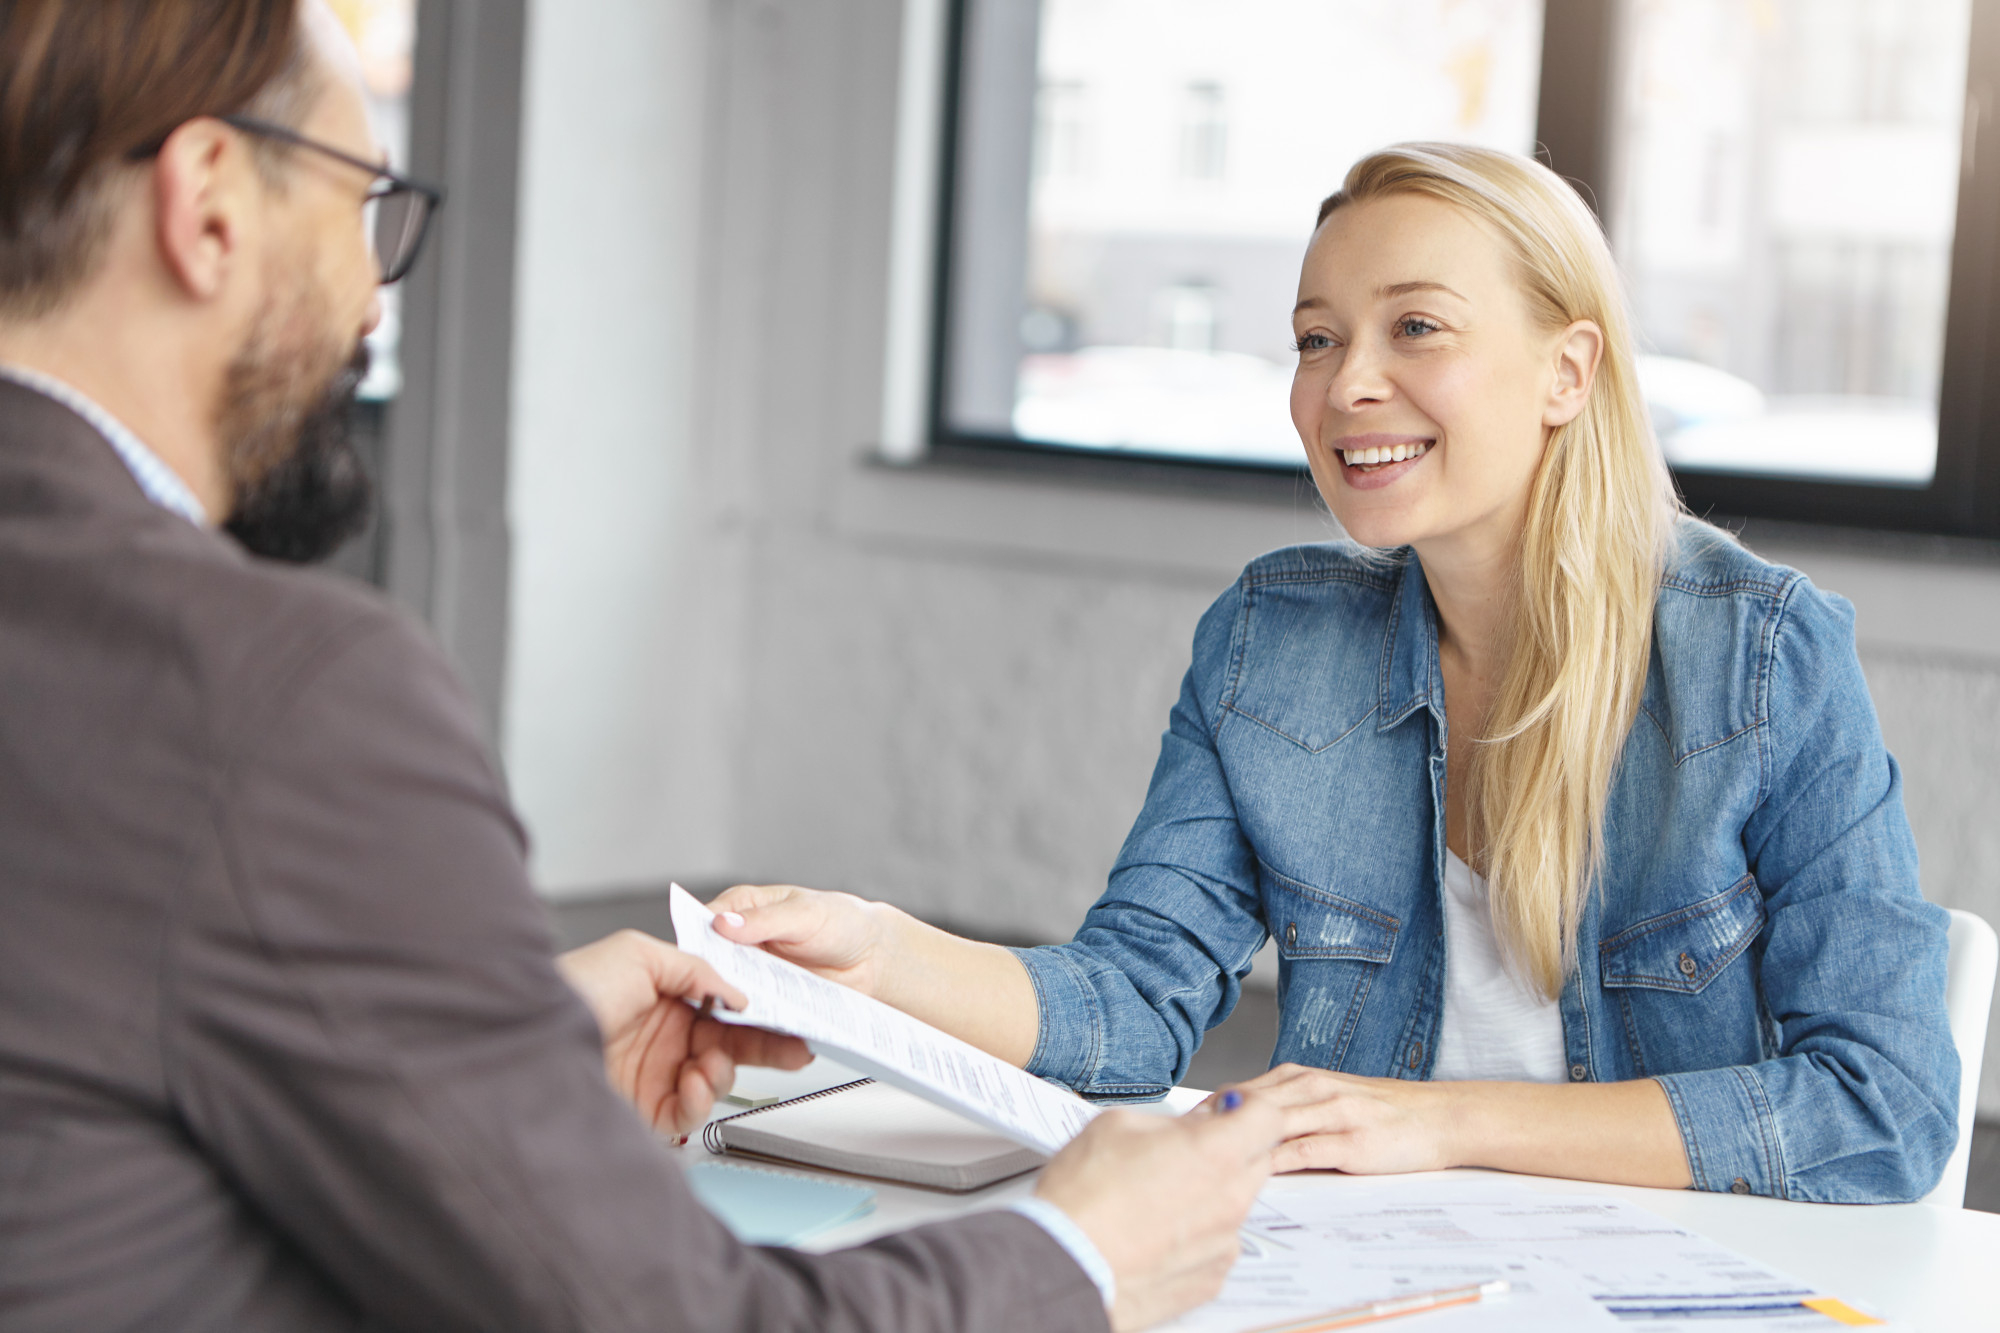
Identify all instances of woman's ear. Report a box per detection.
[1544,319,1604,428]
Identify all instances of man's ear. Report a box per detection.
[1543,319,1604,429]
[151,119,254,302]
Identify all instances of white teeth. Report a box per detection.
[1342,441,1430,467]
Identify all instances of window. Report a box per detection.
[1034,79,1089,180]
[1177,82,1228,183]
[1612,0,1972,491]
[324,0,419,587]
[939,0,1547,468]
[930,0,2000,536]
[332,0,419,403]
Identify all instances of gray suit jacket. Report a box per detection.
[0,380,1106,1333]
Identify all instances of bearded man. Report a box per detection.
[0,2,1279,1330]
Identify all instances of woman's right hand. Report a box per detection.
[706,884,897,999]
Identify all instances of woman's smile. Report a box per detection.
[1335,432,1434,489]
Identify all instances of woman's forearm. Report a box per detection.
[866,906,1042,1068]
[1444,1077,1692,1188]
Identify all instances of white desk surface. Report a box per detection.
[690,1069,2000,1332]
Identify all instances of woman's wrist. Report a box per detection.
[1413,1079,1692,1188]
[860,908,1041,1066]
[850,899,912,1002]
[1426,1080,1483,1170]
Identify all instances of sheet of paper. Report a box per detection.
[1163,1178,1898,1332]
[1160,1239,1608,1331]
[669,884,1099,1156]
[1161,1187,1612,1332]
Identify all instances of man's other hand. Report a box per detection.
[1034,1091,1282,1331]
[557,930,811,1137]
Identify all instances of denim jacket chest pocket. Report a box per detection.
[1598,876,1769,1075]
[1221,574,1393,755]
[1262,864,1400,1072]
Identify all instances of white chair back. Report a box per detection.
[1923,909,1998,1207]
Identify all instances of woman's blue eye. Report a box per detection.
[1292,333,1333,353]
[1397,317,1441,338]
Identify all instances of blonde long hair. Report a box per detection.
[1320,144,1681,998]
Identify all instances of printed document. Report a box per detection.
[1163,1178,1896,1332]
[669,884,1099,1156]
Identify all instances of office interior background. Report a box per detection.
[331,0,2000,1205]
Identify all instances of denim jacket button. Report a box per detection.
[1285,921,1298,947]
[1730,1177,1752,1195]
[1569,1063,1588,1082]
[1678,952,1699,978]
[1406,1043,1423,1070]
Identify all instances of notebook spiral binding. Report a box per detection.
[701,1078,876,1155]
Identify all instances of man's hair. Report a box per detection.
[0,0,314,317]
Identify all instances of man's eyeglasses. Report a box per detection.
[218,116,444,286]
[129,115,445,285]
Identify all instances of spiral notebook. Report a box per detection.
[702,1078,1046,1192]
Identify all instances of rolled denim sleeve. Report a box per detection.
[1657,578,1958,1203]
[1016,582,1268,1099]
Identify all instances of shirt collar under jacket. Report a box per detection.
[0,364,208,528]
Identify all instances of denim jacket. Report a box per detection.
[1015,519,1957,1203]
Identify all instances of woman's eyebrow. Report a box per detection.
[1293,280,1470,317]
[1378,280,1467,301]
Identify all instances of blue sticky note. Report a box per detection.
[684,1159,877,1246]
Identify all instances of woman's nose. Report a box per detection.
[1328,338,1391,409]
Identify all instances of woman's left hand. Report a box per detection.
[1200,1064,1459,1175]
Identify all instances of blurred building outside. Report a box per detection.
[1003,0,1973,489]
[1012,0,1543,466]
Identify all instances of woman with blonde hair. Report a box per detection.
[716,144,1957,1202]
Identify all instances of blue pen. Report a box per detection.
[1216,1086,1286,1255]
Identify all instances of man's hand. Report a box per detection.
[556,930,810,1137]
[1034,1092,1283,1332]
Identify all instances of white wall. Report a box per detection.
[505,0,2000,1112]
[506,0,748,892]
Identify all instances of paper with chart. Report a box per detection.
[669,884,1099,1156]
[1161,1189,1613,1332]
[1162,1178,1898,1332]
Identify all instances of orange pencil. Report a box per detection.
[1239,1279,1510,1333]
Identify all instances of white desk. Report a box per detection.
[691,1075,2000,1331]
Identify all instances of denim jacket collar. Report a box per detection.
[1378,554,1442,734]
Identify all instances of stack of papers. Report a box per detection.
[669,884,1097,1155]
[1163,1179,1894,1331]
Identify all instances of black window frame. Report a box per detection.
[924,0,2000,539]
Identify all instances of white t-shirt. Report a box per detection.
[1430,849,1569,1083]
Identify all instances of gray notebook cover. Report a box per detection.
[703,1079,1046,1192]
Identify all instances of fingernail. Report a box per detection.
[1221,1088,1244,1112]
[719,912,745,928]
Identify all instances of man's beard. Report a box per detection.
[217,289,375,565]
